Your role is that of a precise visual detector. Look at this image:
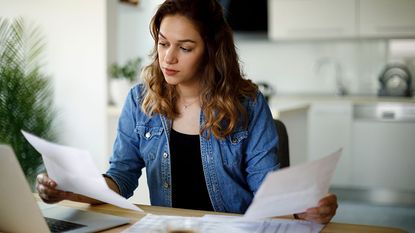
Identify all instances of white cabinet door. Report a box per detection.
[307,102,353,186]
[268,0,357,40]
[359,0,415,37]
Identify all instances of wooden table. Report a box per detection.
[49,199,407,233]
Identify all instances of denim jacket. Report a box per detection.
[106,84,279,214]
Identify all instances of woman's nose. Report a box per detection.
[164,48,177,64]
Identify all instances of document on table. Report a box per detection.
[244,149,341,219]
[22,131,142,211]
[122,214,324,233]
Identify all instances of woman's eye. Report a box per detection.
[180,47,192,52]
[158,42,168,47]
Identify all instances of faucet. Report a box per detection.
[314,57,348,96]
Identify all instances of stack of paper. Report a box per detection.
[122,214,324,233]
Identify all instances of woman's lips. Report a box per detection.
[164,68,179,76]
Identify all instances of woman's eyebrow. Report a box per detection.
[159,32,196,44]
[158,32,167,39]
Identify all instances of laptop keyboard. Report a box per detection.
[45,217,86,232]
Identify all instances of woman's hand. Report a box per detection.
[36,173,75,204]
[295,193,338,224]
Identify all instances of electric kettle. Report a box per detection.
[378,63,412,97]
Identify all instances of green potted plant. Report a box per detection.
[0,18,57,189]
[109,57,141,106]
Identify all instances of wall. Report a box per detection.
[236,37,388,96]
[0,0,109,171]
[388,39,415,93]
[117,0,164,66]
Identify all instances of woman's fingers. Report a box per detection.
[36,173,55,188]
[319,193,337,207]
[36,173,67,204]
[295,193,339,224]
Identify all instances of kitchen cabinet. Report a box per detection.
[268,0,357,40]
[268,0,415,40]
[359,0,415,38]
[272,103,310,166]
[307,102,353,186]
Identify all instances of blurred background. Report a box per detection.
[1,0,414,232]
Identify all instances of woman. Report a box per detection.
[37,0,337,223]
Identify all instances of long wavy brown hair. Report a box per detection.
[141,0,258,139]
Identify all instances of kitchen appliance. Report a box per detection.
[350,103,415,205]
[378,63,412,97]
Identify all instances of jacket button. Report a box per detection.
[145,132,151,138]
[163,182,170,189]
[231,138,238,143]
[163,152,169,158]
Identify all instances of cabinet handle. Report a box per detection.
[381,111,395,120]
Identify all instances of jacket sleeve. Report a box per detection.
[105,85,145,198]
[244,91,280,193]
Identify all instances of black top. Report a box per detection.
[169,129,214,211]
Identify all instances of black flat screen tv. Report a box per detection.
[219,0,268,33]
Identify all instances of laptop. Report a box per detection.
[0,144,130,233]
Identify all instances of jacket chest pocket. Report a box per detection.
[220,130,248,166]
[135,124,164,163]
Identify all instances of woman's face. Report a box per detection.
[158,15,205,87]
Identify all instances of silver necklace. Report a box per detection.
[182,98,199,109]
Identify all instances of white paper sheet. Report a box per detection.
[122,214,323,233]
[22,131,142,211]
[244,149,341,219]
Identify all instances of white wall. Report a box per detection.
[0,0,109,171]
[117,0,163,66]
[236,38,388,96]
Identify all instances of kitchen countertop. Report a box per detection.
[270,95,415,104]
[269,102,310,119]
